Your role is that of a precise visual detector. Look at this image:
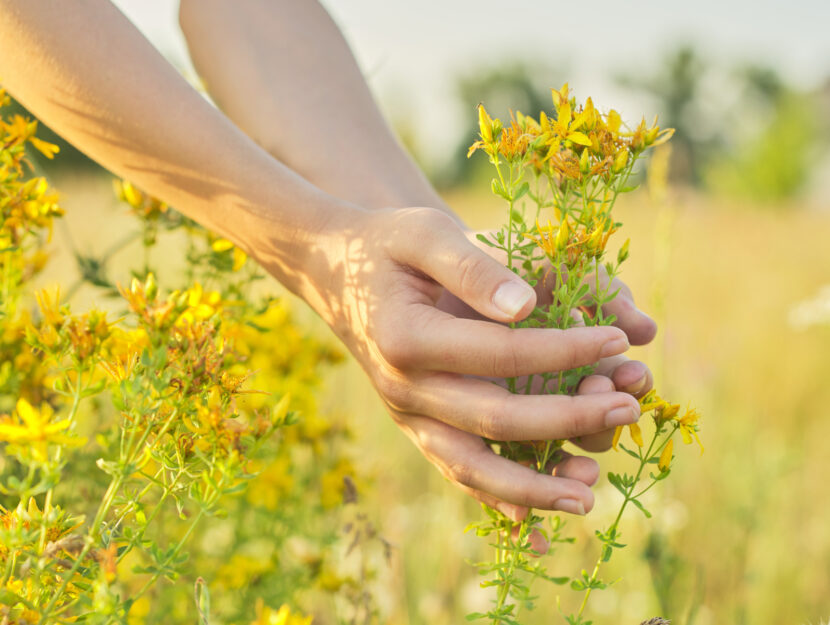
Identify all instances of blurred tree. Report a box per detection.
[436,61,562,189]
[703,87,820,203]
[618,46,712,185]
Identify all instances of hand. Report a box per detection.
[437,231,658,454]
[280,206,643,516]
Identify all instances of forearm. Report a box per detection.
[179,0,450,213]
[0,0,357,304]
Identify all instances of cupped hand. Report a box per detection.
[437,230,658,454]
[291,206,643,516]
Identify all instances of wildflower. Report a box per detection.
[677,406,703,453]
[212,237,248,271]
[0,398,86,461]
[250,601,312,625]
[113,179,168,218]
[467,104,503,158]
[545,83,592,149]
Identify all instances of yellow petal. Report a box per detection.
[15,398,40,430]
[658,439,673,472]
[606,110,622,134]
[558,100,572,128]
[232,247,247,272]
[211,238,234,253]
[188,283,203,308]
[568,131,592,147]
[629,422,644,447]
[478,104,493,142]
[29,136,60,159]
[611,425,622,450]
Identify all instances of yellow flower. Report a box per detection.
[29,135,60,159]
[546,83,592,149]
[638,389,667,413]
[677,406,703,453]
[0,398,86,461]
[250,601,312,625]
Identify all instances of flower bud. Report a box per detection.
[658,439,673,472]
[617,238,630,264]
[555,218,570,251]
[579,148,590,174]
[478,104,494,143]
[613,149,629,173]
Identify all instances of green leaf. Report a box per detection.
[476,233,498,248]
[491,178,510,200]
[466,613,488,621]
[617,443,641,461]
[513,181,530,201]
[630,497,652,518]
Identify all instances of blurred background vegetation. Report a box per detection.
[9,2,830,621]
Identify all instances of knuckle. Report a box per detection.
[373,369,414,411]
[558,396,585,439]
[455,250,491,297]
[478,402,510,440]
[446,461,475,487]
[375,327,418,371]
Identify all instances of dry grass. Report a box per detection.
[46,172,830,624]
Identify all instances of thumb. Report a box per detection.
[394,208,536,322]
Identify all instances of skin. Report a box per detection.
[0,0,656,521]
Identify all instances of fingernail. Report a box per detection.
[493,281,534,317]
[605,405,639,427]
[555,498,585,515]
[599,336,629,358]
[622,375,648,395]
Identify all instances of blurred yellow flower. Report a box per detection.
[678,407,703,453]
[0,398,86,461]
[250,601,312,625]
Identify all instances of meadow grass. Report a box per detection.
[43,172,830,625]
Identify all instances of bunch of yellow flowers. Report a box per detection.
[466,84,700,625]
[1,89,378,625]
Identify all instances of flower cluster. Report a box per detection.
[1,93,378,625]
[467,84,698,625]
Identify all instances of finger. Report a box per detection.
[569,374,620,452]
[390,208,537,323]
[408,416,594,513]
[601,277,657,346]
[548,450,600,486]
[412,374,640,441]
[461,449,599,521]
[390,310,629,377]
[457,484,529,523]
[512,523,550,557]
[594,354,654,398]
[457,485,550,555]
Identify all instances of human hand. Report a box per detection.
[275,206,643,516]
[436,231,658,453]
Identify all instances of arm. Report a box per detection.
[179,0,446,212]
[0,0,642,518]
[179,1,657,446]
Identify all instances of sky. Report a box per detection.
[112,0,830,163]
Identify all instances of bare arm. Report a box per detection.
[178,0,447,212]
[0,0,644,517]
[0,0,345,304]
